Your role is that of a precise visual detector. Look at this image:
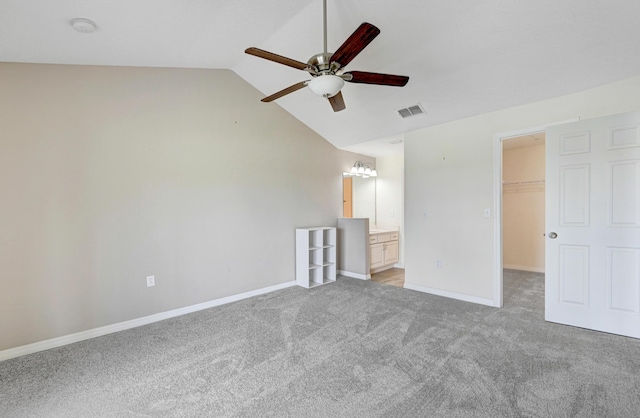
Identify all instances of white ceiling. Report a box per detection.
[3,0,640,156]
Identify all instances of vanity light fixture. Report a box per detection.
[348,161,377,177]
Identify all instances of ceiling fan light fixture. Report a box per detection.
[308,75,344,98]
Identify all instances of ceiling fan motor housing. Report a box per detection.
[307,52,338,74]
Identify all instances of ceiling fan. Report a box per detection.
[244,0,409,112]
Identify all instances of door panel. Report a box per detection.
[559,245,589,305]
[559,164,590,226]
[608,160,640,226]
[609,125,640,149]
[546,111,640,338]
[370,243,384,269]
[343,177,353,218]
[560,131,591,155]
[607,247,640,313]
[385,241,399,264]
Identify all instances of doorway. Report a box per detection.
[494,125,549,307]
[501,133,546,305]
[502,134,546,272]
[494,119,578,307]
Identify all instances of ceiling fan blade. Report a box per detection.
[343,71,409,87]
[330,23,380,69]
[328,91,346,112]
[245,47,310,71]
[261,81,308,103]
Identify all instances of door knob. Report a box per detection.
[548,232,558,239]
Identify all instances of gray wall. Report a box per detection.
[0,63,366,351]
[337,217,369,277]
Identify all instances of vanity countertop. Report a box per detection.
[369,228,399,235]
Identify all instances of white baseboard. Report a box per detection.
[503,264,545,273]
[404,283,497,307]
[0,280,296,363]
[338,270,371,280]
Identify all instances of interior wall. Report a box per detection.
[404,74,640,303]
[0,62,367,351]
[502,143,545,272]
[375,154,405,267]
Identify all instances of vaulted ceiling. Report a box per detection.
[3,0,640,156]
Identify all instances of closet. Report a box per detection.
[502,134,545,273]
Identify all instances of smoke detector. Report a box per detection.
[70,18,97,33]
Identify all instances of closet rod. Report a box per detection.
[502,180,545,186]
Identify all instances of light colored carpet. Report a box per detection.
[2,270,640,417]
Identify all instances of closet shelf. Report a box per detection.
[503,179,545,194]
[502,180,545,186]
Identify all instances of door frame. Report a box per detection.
[492,119,579,308]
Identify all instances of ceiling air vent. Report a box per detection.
[397,104,425,118]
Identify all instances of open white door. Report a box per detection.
[546,111,640,338]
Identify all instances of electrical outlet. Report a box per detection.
[436,259,442,269]
[146,275,155,287]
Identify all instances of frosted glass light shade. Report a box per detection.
[308,75,344,98]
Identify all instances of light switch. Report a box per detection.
[484,208,491,218]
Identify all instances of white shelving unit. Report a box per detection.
[296,227,337,288]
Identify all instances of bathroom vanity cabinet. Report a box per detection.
[369,231,399,271]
